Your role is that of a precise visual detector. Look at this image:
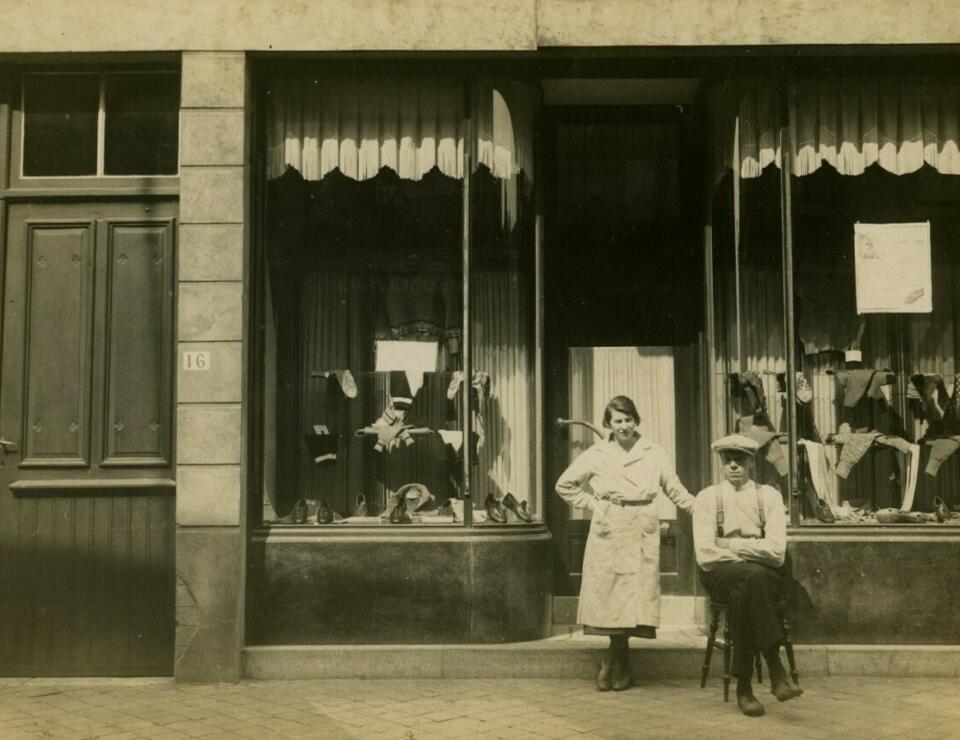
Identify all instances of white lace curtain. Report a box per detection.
[710,77,960,180]
[266,77,535,184]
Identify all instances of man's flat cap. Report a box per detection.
[711,434,760,456]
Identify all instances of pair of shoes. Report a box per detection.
[291,498,308,524]
[502,492,532,523]
[485,493,507,523]
[596,658,614,691]
[316,501,335,524]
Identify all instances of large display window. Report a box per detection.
[709,75,960,527]
[259,76,539,528]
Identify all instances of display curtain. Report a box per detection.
[266,78,534,193]
[709,77,960,181]
[473,269,534,506]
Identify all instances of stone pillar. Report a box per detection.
[175,51,248,682]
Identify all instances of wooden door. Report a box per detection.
[0,201,176,676]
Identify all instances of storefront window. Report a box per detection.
[710,76,960,526]
[470,81,539,524]
[260,76,541,528]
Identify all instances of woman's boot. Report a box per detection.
[611,637,633,691]
[596,639,615,691]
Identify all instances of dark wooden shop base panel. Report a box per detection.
[248,528,553,645]
[788,532,960,644]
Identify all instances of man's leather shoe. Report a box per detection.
[934,496,950,523]
[768,661,802,701]
[737,690,765,717]
[352,494,367,517]
[316,500,334,524]
[501,492,532,522]
[485,493,507,524]
[291,498,308,524]
[596,658,613,691]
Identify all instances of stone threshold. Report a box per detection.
[243,635,960,680]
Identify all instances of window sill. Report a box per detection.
[251,521,550,543]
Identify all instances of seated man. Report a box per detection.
[693,434,802,717]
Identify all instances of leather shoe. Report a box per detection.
[291,498,308,524]
[737,690,765,717]
[934,496,950,523]
[611,654,633,691]
[389,498,412,524]
[352,494,367,517]
[316,500,334,524]
[768,661,802,702]
[815,498,835,523]
[501,492,532,522]
[596,658,613,691]
[484,493,507,524]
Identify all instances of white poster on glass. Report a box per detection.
[854,221,932,314]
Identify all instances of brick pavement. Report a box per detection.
[0,676,958,739]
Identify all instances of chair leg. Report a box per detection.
[754,652,763,684]
[701,609,720,689]
[722,613,732,703]
[781,614,799,685]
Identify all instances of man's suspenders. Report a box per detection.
[715,488,766,538]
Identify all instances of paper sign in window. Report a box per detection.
[854,222,932,314]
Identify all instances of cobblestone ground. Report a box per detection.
[0,677,958,739]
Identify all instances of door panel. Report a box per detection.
[0,201,176,676]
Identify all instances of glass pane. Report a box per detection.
[261,79,465,527]
[23,73,99,176]
[792,165,960,525]
[104,73,179,175]
[471,81,539,525]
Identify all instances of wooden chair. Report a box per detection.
[700,598,798,702]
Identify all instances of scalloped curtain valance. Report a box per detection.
[710,77,960,181]
[266,78,535,184]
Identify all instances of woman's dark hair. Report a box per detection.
[602,395,641,428]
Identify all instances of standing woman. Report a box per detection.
[556,395,696,691]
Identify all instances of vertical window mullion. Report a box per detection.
[96,74,106,176]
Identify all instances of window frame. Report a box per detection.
[9,67,180,196]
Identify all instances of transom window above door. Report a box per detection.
[21,71,179,178]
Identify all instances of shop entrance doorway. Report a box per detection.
[543,104,707,600]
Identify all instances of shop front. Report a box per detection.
[245,65,708,645]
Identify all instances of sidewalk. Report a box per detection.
[1,676,958,739]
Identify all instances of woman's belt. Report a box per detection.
[598,495,653,507]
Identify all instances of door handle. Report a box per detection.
[0,438,18,453]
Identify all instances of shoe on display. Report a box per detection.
[316,500,335,524]
[501,492,532,523]
[934,496,950,523]
[291,498,308,524]
[484,493,507,524]
[595,658,614,692]
[352,494,367,518]
[389,498,412,524]
[815,498,835,523]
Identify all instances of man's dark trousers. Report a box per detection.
[700,561,787,680]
